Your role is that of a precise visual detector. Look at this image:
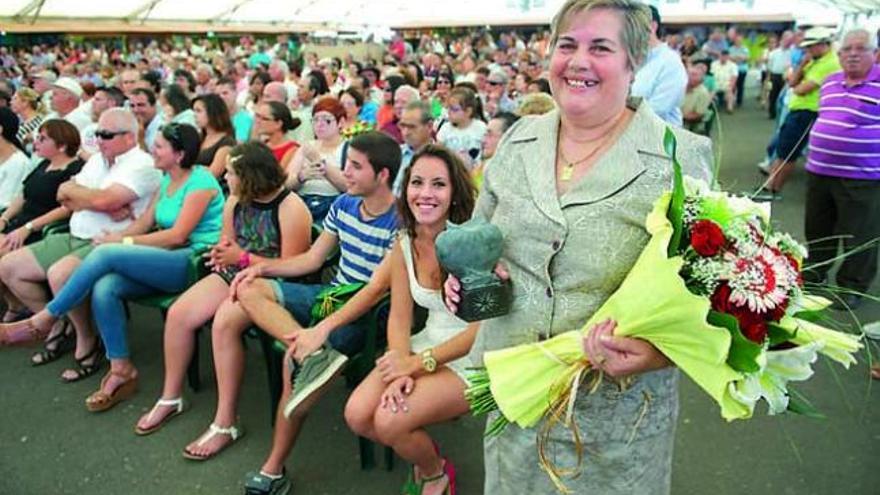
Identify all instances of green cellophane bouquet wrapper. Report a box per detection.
[465,129,863,448]
[470,193,748,434]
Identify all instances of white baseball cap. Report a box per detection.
[52,77,84,99]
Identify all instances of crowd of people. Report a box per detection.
[0,0,877,493]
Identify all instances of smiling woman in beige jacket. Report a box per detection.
[450,1,714,493]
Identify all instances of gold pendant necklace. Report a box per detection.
[560,162,576,182]
[557,111,628,183]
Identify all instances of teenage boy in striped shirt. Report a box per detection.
[185,132,400,472]
[193,131,401,492]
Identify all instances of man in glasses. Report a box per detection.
[0,108,160,367]
[380,85,420,145]
[484,69,516,117]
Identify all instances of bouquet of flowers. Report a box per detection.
[464,130,863,489]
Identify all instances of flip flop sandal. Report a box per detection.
[182,423,244,461]
[31,319,74,366]
[61,341,105,383]
[135,397,187,436]
[85,370,139,413]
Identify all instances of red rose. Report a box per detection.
[710,283,732,313]
[690,220,726,257]
[768,298,788,322]
[740,320,769,343]
[728,304,769,344]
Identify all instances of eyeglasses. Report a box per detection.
[436,79,451,86]
[448,105,463,113]
[95,129,130,140]
[488,80,504,86]
[312,116,336,125]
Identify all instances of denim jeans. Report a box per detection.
[46,244,194,359]
[270,280,368,357]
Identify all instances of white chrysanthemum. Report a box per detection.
[728,246,797,313]
[686,255,731,295]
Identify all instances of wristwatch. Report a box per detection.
[420,349,437,373]
[122,236,135,245]
[24,221,34,232]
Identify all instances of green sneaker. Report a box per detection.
[283,346,348,418]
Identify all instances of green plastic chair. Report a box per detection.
[129,248,210,391]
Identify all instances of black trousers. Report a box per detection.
[768,73,785,119]
[735,71,747,107]
[804,172,880,293]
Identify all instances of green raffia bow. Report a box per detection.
[309,282,366,324]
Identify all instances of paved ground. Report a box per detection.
[0,97,877,495]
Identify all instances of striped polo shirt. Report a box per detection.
[806,64,880,180]
[322,193,399,285]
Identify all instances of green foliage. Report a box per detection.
[743,33,770,66]
[664,128,686,257]
[707,310,763,373]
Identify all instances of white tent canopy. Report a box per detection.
[0,0,878,33]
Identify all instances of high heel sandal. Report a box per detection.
[31,319,74,366]
[402,458,457,495]
[61,340,105,383]
[0,318,52,347]
[85,369,139,412]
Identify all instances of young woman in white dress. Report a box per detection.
[345,144,477,495]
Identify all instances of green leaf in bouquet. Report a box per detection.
[664,128,686,257]
[707,310,763,373]
[768,322,797,347]
[786,387,826,420]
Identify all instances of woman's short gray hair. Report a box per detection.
[549,0,652,72]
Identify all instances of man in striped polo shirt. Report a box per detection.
[803,28,880,311]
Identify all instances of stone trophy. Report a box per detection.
[435,218,512,322]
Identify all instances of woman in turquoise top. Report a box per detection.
[0,123,225,412]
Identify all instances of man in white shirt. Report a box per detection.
[0,108,160,358]
[711,50,739,113]
[631,5,688,126]
[766,31,793,120]
[46,77,93,132]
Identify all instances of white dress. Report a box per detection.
[401,233,473,383]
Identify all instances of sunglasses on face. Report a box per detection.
[488,80,504,86]
[436,79,451,86]
[95,129,130,140]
